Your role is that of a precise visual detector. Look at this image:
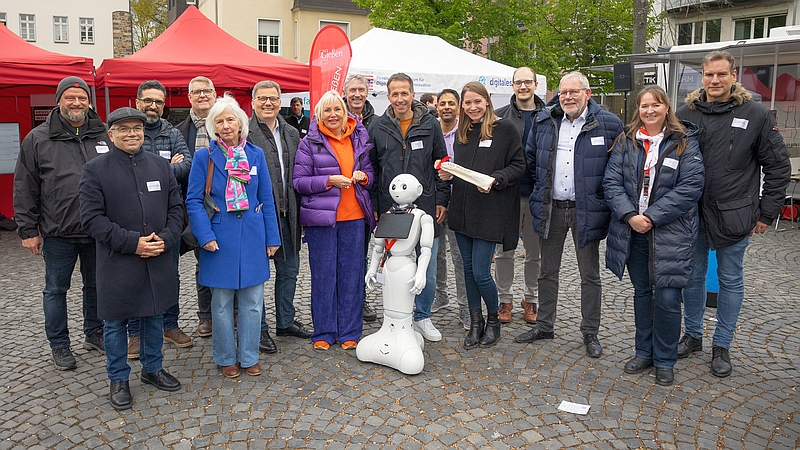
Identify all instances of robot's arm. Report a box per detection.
[365,238,386,291]
[409,213,435,294]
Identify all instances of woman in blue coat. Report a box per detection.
[186,94,281,379]
[603,85,704,386]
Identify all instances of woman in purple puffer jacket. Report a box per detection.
[293,90,375,351]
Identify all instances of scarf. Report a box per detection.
[190,109,210,150]
[218,139,251,211]
[635,127,665,214]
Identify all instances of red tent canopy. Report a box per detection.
[0,25,95,85]
[96,6,309,92]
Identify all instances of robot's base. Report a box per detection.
[356,315,425,375]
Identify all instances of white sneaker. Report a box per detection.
[414,318,442,342]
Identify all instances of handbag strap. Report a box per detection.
[204,149,215,196]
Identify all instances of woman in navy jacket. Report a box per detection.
[186,94,281,379]
[603,85,704,386]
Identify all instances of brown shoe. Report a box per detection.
[522,300,538,324]
[222,364,240,378]
[197,318,212,337]
[127,336,140,360]
[498,303,512,323]
[243,363,262,376]
[164,328,193,348]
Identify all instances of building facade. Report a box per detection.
[168,0,370,64]
[0,0,131,60]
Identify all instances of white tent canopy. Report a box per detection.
[348,28,546,97]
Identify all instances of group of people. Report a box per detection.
[13,48,791,410]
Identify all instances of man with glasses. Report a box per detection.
[493,67,546,325]
[515,72,623,358]
[247,80,312,355]
[124,80,193,358]
[79,107,184,410]
[176,76,217,338]
[14,76,107,371]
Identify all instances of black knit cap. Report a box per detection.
[55,76,91,102]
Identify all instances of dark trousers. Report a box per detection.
[261,215,300,331]
[454,232,499,313]
[627,233,681,368]
[129,243,181,336]
[41,237,102,349]
[306,219,365,344]
[536,203,602,335]
[194,246,213,319]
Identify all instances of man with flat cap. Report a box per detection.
[14,76,106,371]
[79,107,184,410]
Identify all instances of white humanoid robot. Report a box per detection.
[358,174,435,375]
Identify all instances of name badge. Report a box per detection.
[159,151,171,159]
[732,118,749,129]
[376,271,386,285]
[411,140,424,150]
[591,136,605,146]
[301,129,307,135]
[96,145,109,153]
[146,181,161,192]
[250,166,257,176]
[479,140,492,148]
[663,158,679,170]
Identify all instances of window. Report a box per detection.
[53,16,68,43]
[677,19,721,45]
[80,18,94,44]
[0,13,6,27]
[257,19,280,55]
[733,15,787,40]
[319,20,349,37]
[19,14,35,41]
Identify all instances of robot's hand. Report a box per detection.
[408,271,426,295]
[366,270,378,290]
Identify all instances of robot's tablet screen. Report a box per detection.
[374,213,414,239]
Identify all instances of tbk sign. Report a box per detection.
[309,26,352,111]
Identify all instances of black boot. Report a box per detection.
[479,312,501,347]
[463,309,485,350]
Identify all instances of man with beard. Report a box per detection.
[14,76,106,371]
[125,80,193,358]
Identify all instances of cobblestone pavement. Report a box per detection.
[0,226,798,449]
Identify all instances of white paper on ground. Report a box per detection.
[558,400,591,415]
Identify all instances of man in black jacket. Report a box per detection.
[285,97,309,138]
[676,50,791,378]
[176,76,217,338]
[14,76,106,371]
[248,80,312,354]
[493,67,546,325]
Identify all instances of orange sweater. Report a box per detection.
[319,116,365,222]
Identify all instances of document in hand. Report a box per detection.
[438,161,495,191]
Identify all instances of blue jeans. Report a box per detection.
[413,237,439,322]
[105,315,164,382]
[261,215,299,331]
[627,233,682,368]
[129,243,181,336]
[682,220,748,349]
[455,233,499,313]
[41,237,102,349]
[211,283,263,368]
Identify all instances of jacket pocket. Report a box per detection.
[716,196,754,237]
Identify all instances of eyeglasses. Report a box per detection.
[255,96,281,104]
[558,89,585,98]
[513,79,535,87]
[62,96,89,103]
[191,89,215,97]
[111,125,144,134]
[137,98,165,106]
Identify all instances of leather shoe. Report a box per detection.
[497,303,512,323]
[677,333,702,358]
[711,346,732,378]
[222,364,241,378]
[624,356,653,374]
[584,334,603,358]
[197,318,212,337]
[514,327,554,343]
[109,380,132,410]
[521,300,538,324]
[259,330,278,354]
[276,321,312,339]
[243,363,261,376]
[655,367,674,386]
[141,369,181,392]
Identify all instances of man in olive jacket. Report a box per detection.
[675,50,791,378]
[80,108,184,410]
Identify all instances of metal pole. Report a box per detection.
[105,86,110,121]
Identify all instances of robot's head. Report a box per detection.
[389,173,423,204]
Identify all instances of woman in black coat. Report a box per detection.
[439,81,526,350]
